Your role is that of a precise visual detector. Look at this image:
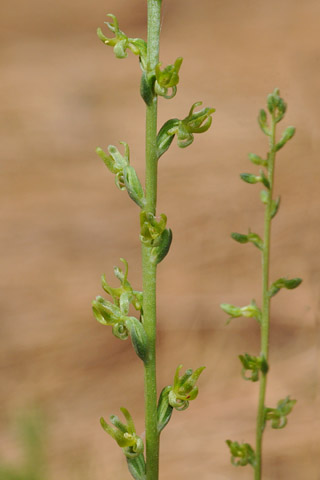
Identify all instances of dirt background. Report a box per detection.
[1,0,319,478]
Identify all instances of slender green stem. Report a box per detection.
[143,2,162,480]
[254,115,276,480]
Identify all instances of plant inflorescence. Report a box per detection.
[221,88,302,479]
[92,3,213,479]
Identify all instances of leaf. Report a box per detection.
[127,454,146,480]
[123,165,146,208]
[140,71,154,106]
[125,317,149,362]
[270,196,281,218]
[156,118,179,159]
[150,228,173,264]
[157,386,173,434]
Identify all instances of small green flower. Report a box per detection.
[167,102,215,148]
[100,408,144,459]
[154,57,183,99]
[168,365,205,411]
[97,14,147,65]
[264,396,296,429]
[226,440,256,467]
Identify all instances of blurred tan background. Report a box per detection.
[0,0,319,478]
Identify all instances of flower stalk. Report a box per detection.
[92,3,213,479]
[221,89,301,479]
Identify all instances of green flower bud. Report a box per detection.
[258,109,270,136]
[268,277,302,298]
[240,173,261,184]
[248,153,268,167]
[231,231,263,250]
[275,126,295,151]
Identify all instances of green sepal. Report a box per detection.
[140,71,155,106]
[123,165,146,208]
[156,118,179,159]
[220,299,261,324]
[226,440,256,467]
[231,231,263,250]
[150,228,173,265]
[270,196,281,218]
[275,126,295,151]
[258,109,270,136]
[125,317,149,362]
[268,277,302,298]
[157,386,173,434]
[127,455,146,480]
[239,353,268,382]
[264,396,296,429]
[248,153,268,167]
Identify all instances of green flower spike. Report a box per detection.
[168,364,205,411]
[154,57,183,99]
[97,14,147,66]
[100,408,144,459]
